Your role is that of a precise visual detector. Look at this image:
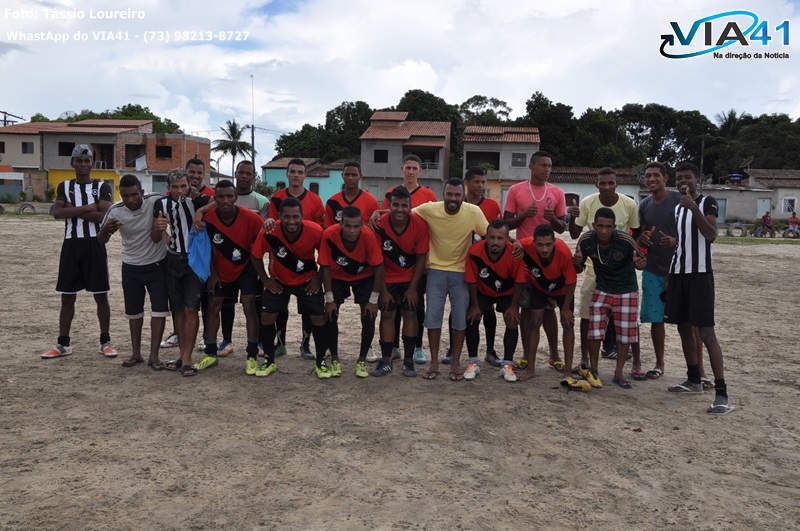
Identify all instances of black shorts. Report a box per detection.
[523,286,573,312]
[332,276,374,306]
[56,238,110,294]
[476,292,514,314]
[121,261,170,319]
[166,253,202,312]
[384,281,414,312]
[664,272,715,327]
[212,262,261,298]
[262,279,324,315]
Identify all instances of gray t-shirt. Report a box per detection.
[638,190,681,276]
[102,193,167,266]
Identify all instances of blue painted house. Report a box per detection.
[261,157,345,203]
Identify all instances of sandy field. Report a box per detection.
[1,216,798,530]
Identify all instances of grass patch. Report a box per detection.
[716,236,800,245]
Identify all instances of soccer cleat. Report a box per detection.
[402,363,417,377]
[315,361,332,379]
[355,360,369,378]
[330,360,342,378]
[255,361,277,377]
[441,347,452,365]
[99,342,118,358]
[579,364,602,388]
[217,341,234,357]
[41,344,73,359]
[668,380,703,393]
[160,333,179,348]
[561,377,592,392]
[464,362,481,381]
[194,355,219,371]
[371,359,393,377]
[413,347,428,364]
[499,363,517,382]
[300,345,315,360]
[485,350,502,367]
[274,344,288,357]
[245,357,258,375]
[366,348,380,363]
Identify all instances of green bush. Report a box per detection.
[45,185,55,202]
[0,193,17,204]
[32,195,43,202]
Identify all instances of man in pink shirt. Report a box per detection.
[504,151,567,372]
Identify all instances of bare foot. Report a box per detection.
[518,370,536,382]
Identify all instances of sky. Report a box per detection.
[2,0,799,171]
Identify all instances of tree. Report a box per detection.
[459,95,512,126]
[213,119,254,176]
[30,104,183,133]
[324,101,374,159]
[714,108,751,138]
[274,124,328,160]
[29,113,50,122]
[515,92,578,165]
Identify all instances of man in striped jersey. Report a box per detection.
[42,145,117,360]
[664,163,733,414]
[98,174,169,370]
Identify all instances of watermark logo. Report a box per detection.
[660,10,790,59]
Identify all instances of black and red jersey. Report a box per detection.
[197,186,215,197]
[476,197,502,221]
[465,241,526,297]
[204,207,263,283]
[252,220,323,286]
[267,188,325,226]
[372,213,430,283]
[318,224,383,281]
[382,185,437,209]
[324,189,380,228]
[517,237,577,296]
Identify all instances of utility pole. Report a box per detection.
[1,111,24,126]
[251,75,256,167]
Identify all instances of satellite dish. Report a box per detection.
[739,156,754,169]
[58,110,77,121]
[704,174,714,184]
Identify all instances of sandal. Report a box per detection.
[180,364,198,377]
[645,368,663,379]
[512,359,528,371]
[612,378,633,389]
[631,368,648,381]
[449,371,464,381]
[148,361,166,371]
[164,359,182,371]
[548,360,565,372]
[422,370,440,380]
[122,357,144,368]
[701,377,713,389]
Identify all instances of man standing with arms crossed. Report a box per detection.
[503,151,566,371]
[42,145,117,360]
[664,163,733,414]
[414,178,489,381]
[324,161,379,229]
[98,174,169,370]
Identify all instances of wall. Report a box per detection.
[116,133,211,173]
[0,134,41,168]
[48,169,121,202]
[463,141,539,182]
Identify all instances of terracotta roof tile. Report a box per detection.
[370,111,409,121]
[403,137,447,148]
[463,126,540,143]
[548,166,641,185]
[72,119,152,127]
[360,121,451,141]
[0,122,67,134]
[748,169,800,189]
[261,157,319,169]
[42,126,140,134]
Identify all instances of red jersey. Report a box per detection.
[197,185,215,197]
[475,197,502,221]
[268,188,325,226]
[204,207,263,283]
[372,213,430,283]
[518,237,577,296]
[252,220,323,286]
[382,184,438,209]
[324,189,380,228]
[318,224,383,281]
[465,241,526,297]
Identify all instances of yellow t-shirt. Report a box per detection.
[413,202,489,272]
[575,193,640,276]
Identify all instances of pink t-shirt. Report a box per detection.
[504,181,566,239]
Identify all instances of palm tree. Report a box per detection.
[212,119,254,176]
[714,109,750,138]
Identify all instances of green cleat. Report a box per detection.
[245,357,258,375]
[256,361,277,377]
[330,360,342,377]
[355,360,369,378]
[194,355,219,371]
[315,360,332,379]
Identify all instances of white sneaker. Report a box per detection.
[464,361,480,381]
[160,333,179,348]
[196,338,206,352]
[365,347,380,363]
[500,363,517,382]
[99,342,118,358]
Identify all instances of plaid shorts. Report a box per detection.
[588,290,639,344]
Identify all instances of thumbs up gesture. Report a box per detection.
[638,225,656,248]
[633,250,647,270]
[569,198,580,218]
[543,197,554,221]
[679,186,694,209]
[155,210,169,232]
[572,243,583,268]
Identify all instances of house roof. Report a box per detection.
[261,157,320,169]
[403,137,448,148]
[548,166,641,186]
[360,121,451,143]
[42,127,141,134]
[463,126,541,144]
[747,169,800,189]
[71,119,152,127]
[0,119,149,135]
[0,122,68,134]
[369,111,409,122]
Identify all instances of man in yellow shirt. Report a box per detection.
[413,178,489,381]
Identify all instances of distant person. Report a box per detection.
[789,212,799,232]
[42,144,117,360]
[761,211,774,232]
[98,174,169,370]
[324,160,379,228]
[664,163,733,415]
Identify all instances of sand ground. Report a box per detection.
[1,216,798,530]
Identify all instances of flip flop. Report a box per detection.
[631,368,648,381]
[646,368,663,379]
[422,370,439,380]
[122,357,144,368]
[612,378,633,389]
[180,364,198,377]
[512,359,528,371]
[548,360,565,372]
[701,377,713,389]
[148,361,166,371]
[449,371,464,381]
[164,359,182,371]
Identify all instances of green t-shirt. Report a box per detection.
[576,230,640,294]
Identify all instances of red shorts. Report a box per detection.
[588,290,639,344]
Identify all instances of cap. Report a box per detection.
[71,144,93,159]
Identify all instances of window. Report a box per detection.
[58,142,75,157]
[22,142,34,154]
[125,144,146,167]
[783,197,797,213]
[309,182,320,195]
[152,174,168,194]
[511,153,527,167]
[1,141,6,153]
[374,149,388,163]
[155,145,172,159]
[276,181,286,190]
